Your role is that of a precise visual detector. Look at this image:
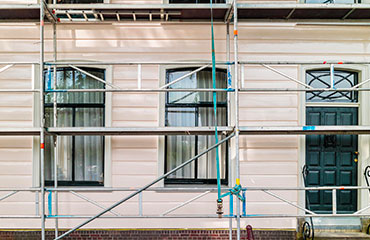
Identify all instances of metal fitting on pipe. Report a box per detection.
[216,199,223,218]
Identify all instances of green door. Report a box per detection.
[306,107,358,213]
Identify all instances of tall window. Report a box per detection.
[44,67,105,186]
[164,68,227,184]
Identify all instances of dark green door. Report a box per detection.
[306,107,358,213]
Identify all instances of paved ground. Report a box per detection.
[315,231,370,239]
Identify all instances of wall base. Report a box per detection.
[0,229,297,239]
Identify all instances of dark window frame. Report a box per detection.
[44,67,106,187]
[164,67,228,185]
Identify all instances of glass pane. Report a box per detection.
[167,70,198,104]
[166,107,196,127]
[197,107,226,179]
[167,69,227,104]
[166,135,196,178]
[45,108,73,181]
[198,135,226,179]
[198,107,226,126]
[74,136,104,182]
[75,108,104,127]
[45,68,104,104]
[74,108,104,182]
[198,71,227,103]
[166,107,196,179]
[306,70,358,103]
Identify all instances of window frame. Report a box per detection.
[305,69,359,103]
[32,64,112,188]
[44,67,106,187]
[163,67,228,185]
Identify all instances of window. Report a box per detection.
[169,0,225,3]
[306,69,358,103]
[44,67,105,186]
[164,68,227,184]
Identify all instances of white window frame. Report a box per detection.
[32,64,112,187]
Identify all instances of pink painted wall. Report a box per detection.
[0,21,369,230]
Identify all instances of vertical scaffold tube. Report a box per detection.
[233,0,241,239]
[39,1,46,240]
[226,20,233,240]
[53,21,59,238]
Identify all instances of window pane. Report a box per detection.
[197,71,227,103]
[166,107,196,127]
[45,108,73,181]
[198,107,226,126]
[197,107,226,179]
[45,68,104,104]
[198,135,226,179]
[74,136,104,182]
[75,108,104,127]
[166,107,196,179]
[167,69,227,104]
[74,108,104,182]
[166,135,196,178]
[167,70,198,104]
[306,70,358,103]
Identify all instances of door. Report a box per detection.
[306,107,358,213]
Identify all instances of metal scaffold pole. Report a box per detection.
[39,1,46,240]
[53,17,59,238]
[233,0,241,239]
[226,19,233,240]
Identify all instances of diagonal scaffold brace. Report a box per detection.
[54,132,235,240]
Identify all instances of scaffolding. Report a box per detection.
[3,1,370,240]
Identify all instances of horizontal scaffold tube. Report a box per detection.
[44,213,370,219]
[43,185,370,192]
[4,126,370,136]
[45,61,232,66]
[44,126,370,136]
[44,88,370,93]
[45,88,232,93]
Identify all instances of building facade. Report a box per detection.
[0,0,369,239]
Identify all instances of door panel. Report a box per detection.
[306,107,358,213]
